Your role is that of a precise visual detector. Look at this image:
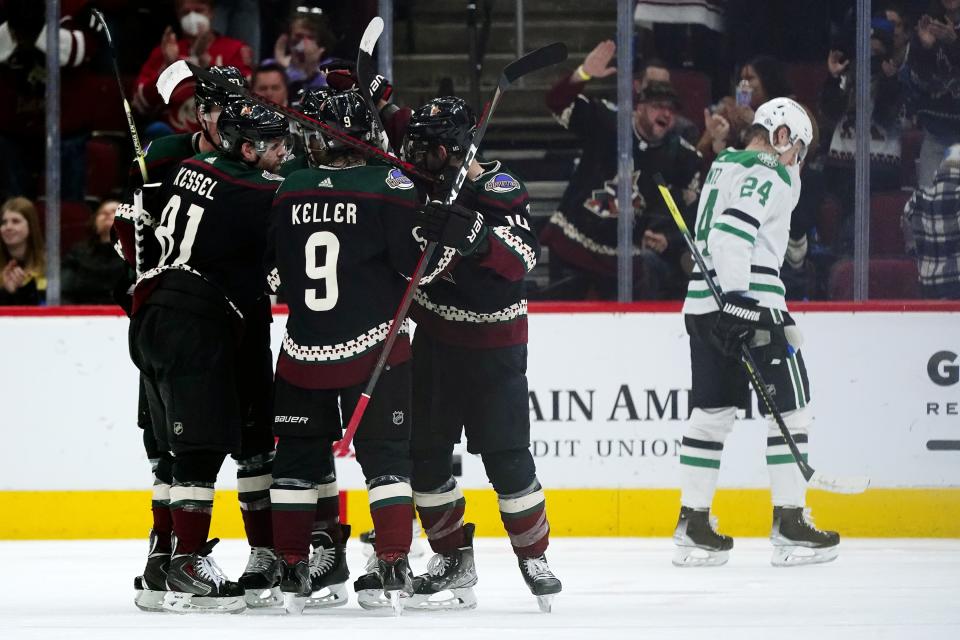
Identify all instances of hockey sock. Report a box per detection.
[314,473,342,543]
[679,407,736,509]
[169,482,215,555]
[368,475,413,558]
[150,452,173,552]
[170,451,224,555]
[271,479,318,563]
[767,408,810,507]
[498,479,550,558]
[414,476,466,553]
[236,451,274,548]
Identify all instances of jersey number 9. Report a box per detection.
[305,231,340,311]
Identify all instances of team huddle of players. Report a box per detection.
[115,66,559,615]
[115,62,840,616]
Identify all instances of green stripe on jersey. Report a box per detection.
[766,453,809,465]
[713,222,756,244]
[715,149,792,186]
[685,288,714,299]
[749,282,786,296]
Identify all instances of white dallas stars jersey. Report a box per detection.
[682,148,800,314]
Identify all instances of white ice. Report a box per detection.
[1,538,958,640]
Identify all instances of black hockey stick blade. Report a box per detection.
[502,42,568,86]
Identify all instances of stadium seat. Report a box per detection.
[900,128,923,189]
[85,135,126,201]
[786,62,828,111]
[35,200,93,253]
[827,258,920,299]
[670,68,710,132]
[816,195,843,247]
[870,191,911,256]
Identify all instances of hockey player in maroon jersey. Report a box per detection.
[116,67,283,611]
[128,98,290,613]
[264,88,458,614]
[401,97,562,613]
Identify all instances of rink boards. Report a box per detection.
[1,302,959,539]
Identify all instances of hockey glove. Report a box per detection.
[711,293,788,362]
[416,201,489,257]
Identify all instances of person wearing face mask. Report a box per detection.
[264,7,348,97]
[540,39,703,301]
[133,0,254,135]
[673,97,841,569]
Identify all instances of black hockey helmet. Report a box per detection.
[296,86,335,119]
[195,65,247,112]
[309,88,375,151]
[217,99,290,158]
[404,96,477,160]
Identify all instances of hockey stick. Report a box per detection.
[356,17,393,154]
[155,60,435,184]
[334,42,569,457]
[91,8,148,183]
[654,175,870,494]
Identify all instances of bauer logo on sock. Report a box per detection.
[485,173,519,193]
[385,168,414,190]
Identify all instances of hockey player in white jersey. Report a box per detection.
[674,97,840,568]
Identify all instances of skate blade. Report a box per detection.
[283,592,307,615]
[672,546,729,568]
[771,544,839,567]
[357,588,410,613]
[536,594,555,613]
[389,590,403,616]
[244,586,282,608]
[406,587,478,612]
[161,591,246,614]
[134,588,167,612]
[305,582,349,608]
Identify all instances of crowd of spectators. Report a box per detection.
[0,0,957,305]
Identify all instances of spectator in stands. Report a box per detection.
[133,0,254,136]
[636,58,700,145]
[541,40,702,301]
[61,200,127,305]
[882,2,912,67]
[698,55,793,164]
[820,20,904,214]
[0,0,100,201]
[903,0,960,188]
[265,5,347,97]
[903,144,960,299]
[251,62,289,107]
[0,197,46,305]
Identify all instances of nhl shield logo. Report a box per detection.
[173,421,184,435]
[392,411,405,426]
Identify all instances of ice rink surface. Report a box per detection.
[0,537,958,640]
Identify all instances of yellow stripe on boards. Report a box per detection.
[2,488,959,539]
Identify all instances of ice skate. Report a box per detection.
[518,554,561,613]
[279,559,311,615]
[672,506,733,567]
[162,537,245,614]
[407,523,478,611]
[305,524,350,609]
[133,529,169,612]
[238,546,281,608]
[770,506,840,567]
[354,553,413,615]
[360,518,428,559]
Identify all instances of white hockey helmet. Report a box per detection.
[753,97,813,163]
